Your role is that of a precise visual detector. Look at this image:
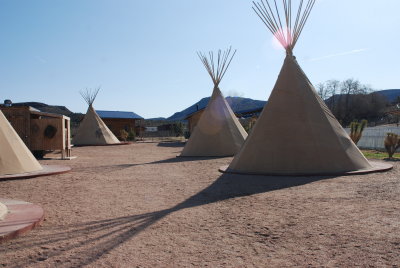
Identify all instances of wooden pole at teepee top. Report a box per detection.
[252,0,315,54]
[80,87,101,106]
[197,47,237,88]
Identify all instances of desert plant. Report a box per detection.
[349,119,367,144]
[243,124,251,133]
[127,128,136,141]
[173,122,184,137]
[184,131,190,139]
[120,129,128,141]
[240,116,258,134]
[384,133,400,158]
[248,116,257,133]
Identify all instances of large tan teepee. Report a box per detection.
[225,0,376,175]
[0,110,43,175]
[73,88,120,146]
[180,48,248,157]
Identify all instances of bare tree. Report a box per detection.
[340,79,362,124]
[317,78,389,126]
[316,82,328,100]
[326,79,340,113]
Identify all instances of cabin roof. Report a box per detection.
[96,110,143,119]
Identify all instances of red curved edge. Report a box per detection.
[176,154,233,158]
[0,165,71,180]
[219,161,393,177]
[0,198,45,243]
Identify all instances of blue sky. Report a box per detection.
[0,0,399,118]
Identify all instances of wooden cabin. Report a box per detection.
[0,106,72,159]
[234,107,264,119]
[184,108,205,135]
[234,106,265,133]
[96,110,144,140]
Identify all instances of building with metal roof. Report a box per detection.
[96,110,144,140]
[96,110,143,119]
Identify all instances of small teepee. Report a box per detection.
[225,0,379,175]
[73,88,120,146]
[0,110,43,175]
[180,47,248,157]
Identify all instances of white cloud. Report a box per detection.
[308,48,369,62]
[224,89,244,97]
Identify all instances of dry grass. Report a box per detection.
[362,149,400,160]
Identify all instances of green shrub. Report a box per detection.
[184,131,190,139]
[173,122,184,137]
[127,128,136,141]
[120,129,128,141]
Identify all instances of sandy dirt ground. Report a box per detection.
[0,142,399,267]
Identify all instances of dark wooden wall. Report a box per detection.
[101,118,140,139]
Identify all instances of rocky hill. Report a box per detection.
[5,88,400,122]
[376,89,400,103]
[167,96,267,121]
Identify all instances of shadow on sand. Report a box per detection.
[156,141,185,148]
[1,171,335,267]
[71,154,230,174]
[383,157,400,162]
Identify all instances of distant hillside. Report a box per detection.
[325,89,400,104]
[6,88,399,123]
[375,89,400,102]
[11,102,73,116]
[168,96,267,121]
[147,117,167,121]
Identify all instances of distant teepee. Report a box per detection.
[0,110,43,175]
[225,0,374,175]
[73,87,120,146]
[180,47,248,157]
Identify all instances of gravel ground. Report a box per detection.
[0,142,399,267]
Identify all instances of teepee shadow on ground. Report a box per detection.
[157,142,185,148]
[383,158,400,162]
[1,172,333,267]
[70,155,229,174]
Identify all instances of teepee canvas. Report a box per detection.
[225,0,374,175]
[0,110,43,175]
[73,88,120,146]
[180,48,248,157]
